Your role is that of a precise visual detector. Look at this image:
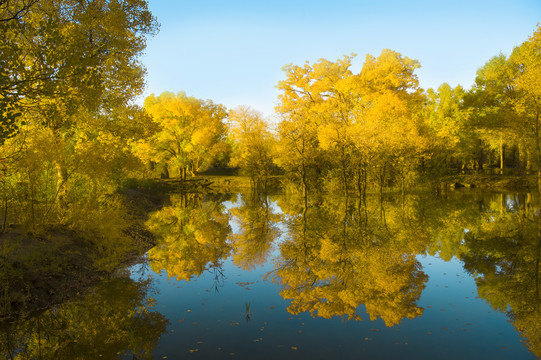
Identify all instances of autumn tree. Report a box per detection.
[141,92,229,180]
[426,83,481,172]
[275,50,429,197]
[275,61,324,199]
[465,54,517,172]
[510,24,541,190]
[228,106,275,190]
[0,0,158,231]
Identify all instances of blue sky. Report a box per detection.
[141,0,541,118]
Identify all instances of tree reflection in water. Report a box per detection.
[271,191,428,326]
[146,193,233,281]
[457,193,541,357]
[144,190,541,356]
[6,190,540,358]
[0,276,168,360]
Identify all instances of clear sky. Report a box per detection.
[140,0,541,119]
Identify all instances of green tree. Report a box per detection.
[426,83,480,172]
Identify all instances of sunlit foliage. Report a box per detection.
[140,92,230,180]
[275,50,428,197]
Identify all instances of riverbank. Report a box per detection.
[441,173,536,192]
[0,184,168,322]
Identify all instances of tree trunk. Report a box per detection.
[356,165,362,199]
[478,146,484,171]
[535,113,541,193]
[2,198,8,233]
[500,135,505,171]
[534,217,541,310]
[160,164,170,179]
[56,162,68,206]
[302,163,307,201]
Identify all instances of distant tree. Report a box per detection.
[228,106,275,190]
[142,92,229,180]
[426,83,480,171]
[465,54,517,171]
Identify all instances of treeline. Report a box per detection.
[136,24,541,196]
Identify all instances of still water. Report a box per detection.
[3,190,540,359]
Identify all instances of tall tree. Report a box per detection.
[142,92,229,180]
[426,83,480,171]
[0,0,158,230]
[510,24,541,190]
[275,62,323,199]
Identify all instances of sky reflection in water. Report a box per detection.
[3,191,538,359]
[131,191,538,359]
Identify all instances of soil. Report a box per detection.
[0,185,168,322]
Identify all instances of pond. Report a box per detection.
[2,190,540,359]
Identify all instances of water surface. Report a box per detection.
[3,190,540,359]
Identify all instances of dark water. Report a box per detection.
[3,190,540,359]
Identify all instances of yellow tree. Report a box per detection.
[142,92,229,180]
[275,62,323,199]
[510,24,541,190]
[0,0,158,230]
[465,54,517,173]
[310,55,361,194]
[228,106,275,190]
[355,49,428,194]
[426,83,481,173]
